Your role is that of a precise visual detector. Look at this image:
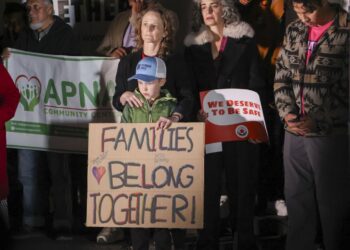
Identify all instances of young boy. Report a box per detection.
[122,56,176,249]
[121,56,176,129]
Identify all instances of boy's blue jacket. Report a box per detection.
[121,89,177,123]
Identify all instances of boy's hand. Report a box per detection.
[156,116,172,130]
[120,91,143,107]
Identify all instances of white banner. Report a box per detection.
[5,49,120,153]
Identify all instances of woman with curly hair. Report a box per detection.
[112,4,193,249]
[113,5,193,128]
[185,0,266,249]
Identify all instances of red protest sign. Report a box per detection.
[200,89,269,144]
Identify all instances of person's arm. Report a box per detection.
[247,37,267,106]
[113,58,129,111]
[96,13,125,56]
[44,21,81,56]
[184,46,201,122]
[68,32,81,56]
[12,29,27,51]
[0,65,20,125]
[283,114,316,136]
[167,54,194,121]
[1,28,27,60]
[273,27,298,122]
[243,38,267,144]
[97,9,138,58]
[273,27,310,135]
[109,47,129,58]
[113,57,143,111]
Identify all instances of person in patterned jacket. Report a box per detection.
[273,0,349,249]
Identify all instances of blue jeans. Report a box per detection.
[47,152,72,229]
[18,149,47,227]
[18,149,72,228]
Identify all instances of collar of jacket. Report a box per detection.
[134,88,177,104]
[184,21,254,46]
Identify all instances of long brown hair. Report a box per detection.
[134,5,175,59]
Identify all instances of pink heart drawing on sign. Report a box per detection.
[92,166,106,184]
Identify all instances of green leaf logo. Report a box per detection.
[15,75,41,112]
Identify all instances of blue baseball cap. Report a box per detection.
[128,57,166,83]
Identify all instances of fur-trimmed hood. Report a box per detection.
[184,21,254,46]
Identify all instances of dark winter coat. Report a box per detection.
[14,16,80,56]
[184,22,266,116]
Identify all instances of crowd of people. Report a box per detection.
[0,0,349,250]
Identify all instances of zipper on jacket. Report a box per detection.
[145,100,153,122]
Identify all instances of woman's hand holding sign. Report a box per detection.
[197,109,208,122]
